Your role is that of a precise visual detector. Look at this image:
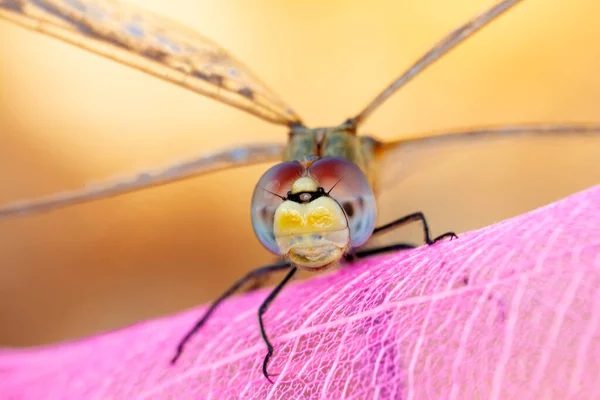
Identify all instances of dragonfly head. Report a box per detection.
[251,157,377,270]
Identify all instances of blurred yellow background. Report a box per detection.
[0,0,599,347]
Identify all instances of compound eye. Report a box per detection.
[308,157,377,248]
[251,161,305,254]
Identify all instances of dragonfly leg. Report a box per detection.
[372,211,457,245]
[344,248,359,262]
[258,266,298,383]
[351,243,418,259]
[170,260,291,365]
[244,273,270,292]
[244,257,291,291]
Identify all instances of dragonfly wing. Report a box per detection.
[0,0,302,126]
[0,143,285,218]
[368,123,600,245]
[350,0,522,126]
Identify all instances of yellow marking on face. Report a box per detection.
[307,206,335,229]
[273,201,304,236]
[274,197,346,236]
[276,207,303,231]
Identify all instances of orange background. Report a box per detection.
[0,0,599,346]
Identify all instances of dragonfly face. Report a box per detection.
[251,156,376,270]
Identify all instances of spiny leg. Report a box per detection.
[259,266,298,383]
[372,211,457,245]
[171,261,291,364]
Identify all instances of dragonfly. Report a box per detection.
[1,0,599,383]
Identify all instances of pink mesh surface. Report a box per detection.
[1,185,599,399]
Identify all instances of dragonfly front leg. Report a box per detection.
[258,266,298,383]
[171,261,291,365]
[345,213,455,260]
[372,211,457,245]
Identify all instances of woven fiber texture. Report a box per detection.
[1,185,599,399]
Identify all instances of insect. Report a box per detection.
[1,0,599,383]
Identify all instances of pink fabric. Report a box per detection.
[2,185,599,399]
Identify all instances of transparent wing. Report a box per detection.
[349,0,522,127]
[0,143,285,218]
[0,0,302,126]
[368,123,600,246]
